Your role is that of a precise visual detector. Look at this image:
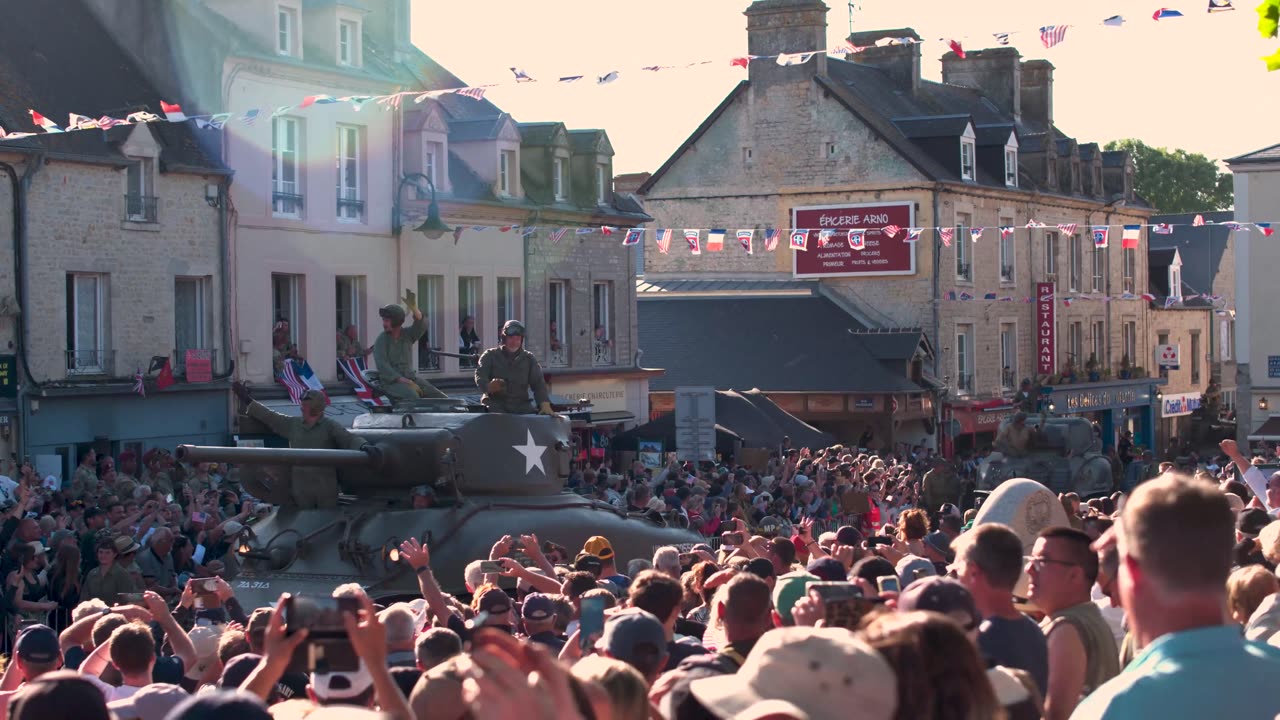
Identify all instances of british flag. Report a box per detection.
[338,358,388,407]
[1040,25,1069,48]
[882,225,901,239]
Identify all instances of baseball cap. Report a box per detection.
[771,571,819,625]
[924,531,956,563]
[222,521,244,536]
[476,587,513,616]
[573,553,604,575]
[744,557,776,580]
[834,525,863,547]
[1238,508,1272,539]
[107,683,189,720]
[583,536,615,561]
[895,555,938,590]
[896,577,979,630]
[218,653,264,690]
[598,609,667,665]
[805,557,847,582]
[163,689,272,720]
[689,627,897,720]
[793,474,812,487]
[15,624,60,664]
[311,662,375,702]
[521,593,557,622]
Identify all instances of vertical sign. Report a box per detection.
[0,355,15,398]
[1036,282,1056,376]
[675,386,716,463]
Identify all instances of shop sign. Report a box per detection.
[1062,387,1142,412]
[1161,392,1202,418]
[1036,282,1056,375]
[1269,356,1280,379]
[551,380,627,413]
[852,397,876,410]
[0,355,15,398]
[791,202,916,278]
[1156,344,1181,370]
[807,394,844,412]
[184,350,212,383]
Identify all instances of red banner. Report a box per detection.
[792,203,915,277]
[1036,282,1056,376]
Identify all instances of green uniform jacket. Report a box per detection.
[373,316,426,384]
[83,563,139,606]
[475,346,551,414]
[921,469,961,511]
[246,401,367,507]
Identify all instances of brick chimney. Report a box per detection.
[941,47,1021,121]
[744,0,830,81]
[1020,59,1054,128]
[847,28,922,94]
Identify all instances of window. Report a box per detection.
[458,276,481,368]
[553,157,567,201]
[277,6,297,56]
[1221,318,1234,361]
[1000,323,1017,390]
[336,125,362,221]
[1069,322,1083,370]
[955,324,973,394]
[595,164,608,205]
[66,273,107,374]
[1093,165,1103,195]
[272,117,302,217]
[1004,148,1018,188]
[1123,321,1137,366]
[1048,157,1058,187]
[827,143,837,157]
[955,212,971,281]
[416,275,443,372]
[335,276,364,350]
[1122,248,1136,293]
[960,140,975,181]
[499,150,515,196]
[1071,161,1081,192]
[338,19,359,66]
[1069,234,1083,292]
[1168,263,1183,300]
[548,281,568,367]
[175,277,208,364]
[1191,332,1202,385]
[1091,241,1105,293]
[125,159,156,222]
[1091,320,1105,371]
[743,147,753,165]
[1045,231,1059,278]
[271,274,302,355]
[497,278,520,328]
[999,218,1015,283]
[592,281,614,366]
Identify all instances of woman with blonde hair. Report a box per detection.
[1227,565,1279,625]
[572,655,653,720]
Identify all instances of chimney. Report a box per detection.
[847,28,922,94]
[744,0,830,80]
[1020,60,1054,128]
[941,48,1021,121]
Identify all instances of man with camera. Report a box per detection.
[475,320,554,415]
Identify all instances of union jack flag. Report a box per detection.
[338,357,388,406]
[882,225,901,239]
[938,227,954,246]
[1057,223,1078,235]
[549,228,568,244]
[1040,25,1069,48]
[763,229,779,252]
[656,229,673,254]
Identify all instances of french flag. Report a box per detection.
[338,358,388,406]
[160,101,188,122]
[28,110,62,133]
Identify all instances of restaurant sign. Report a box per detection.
[1036,282,1056,375]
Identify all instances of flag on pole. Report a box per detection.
[1104,14,1126,24]
[848,229,866,250]
[1057,223,1078,235]
[133,369,146,398]
[1092,227,1109,247]
[28,110,62,133]
[1122,225,1141,249]
[906,228,923,243]
[817,229,835,247]
[1040,25,1069,48]
[882,225,901,239]
[999,226,1015,239]
[938,227,954,246]
[160,101,188,122]
[684,229,702,255]
[623,228,644,246]
[764,229,779,252]
[970,227,984,242]
[1258,222,1275,236]
[338,357,388,406]
[789,230,809,251]
[656,229,673,254]
[707,229,726,251]
[1153,223,1174,234]
[1152,8,1185,19]
[737,229,754,254]
[1193,214,1206,226]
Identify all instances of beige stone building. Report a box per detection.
[637,0,1164,453]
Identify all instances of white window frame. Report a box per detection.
[1091,320,1105,369]
[67,273,106,374]
[336,124,361,221]
[499,150,515,197]
[497,278,520,328]
[458,276,481,337]
[960,139,976,181]
[277,5,297,56]
[335,275,364,344]
[1169,264,1183,300]
[1045,231,1059,278]
[175,277,208,353]
[1091,241,1105,292]
[955,324,973,395]
[1000,322,1017,390]
[272,274,302,347]
[999,218,1015,283]
[1004,147,1018,188]
[595,164,608,205]
[1221,319,1233,361]
[1069,233,1083,292]
[125,158,154,222]
[337,18,360,67]
[548,281,568,367]
[552,156,567,201]
[416,275,443,372]
[592,281,613,366]
[272,117,301,218]
[1069,322,1083,368]
[1123,321,1137,366]
[1122,248,1136,294]
[955,212,971,282]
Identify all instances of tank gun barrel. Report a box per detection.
[176,444,376,466]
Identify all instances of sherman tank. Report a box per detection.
[177,398,702,609]
[977,416,1114,498]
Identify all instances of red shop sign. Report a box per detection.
[1036,281,1056,375]
[791,202,916,278]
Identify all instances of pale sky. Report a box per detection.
[416,0,1277,174]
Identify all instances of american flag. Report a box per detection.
[241,109,261,125]
[1192,214,1205,226]
[279,360,326,406]
[133,369,145,398]
[656,229,673,254]
[938,227,954,246]
[1040,25,1069,48]
[763,229,779,252]
[549,228,568,244]
[338,358,388,406]
[1057,223,1078,235]
[455,87,487,100]
[882,225,901,239]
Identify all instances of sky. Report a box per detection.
[416,0,1277,175]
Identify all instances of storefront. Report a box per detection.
[1159,391,1203,454]
[943,399,1017,458]
[548,376,650,465]
[1037,378,1165,452]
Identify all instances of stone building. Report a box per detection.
[636,0,1163,452]
[0,1,230,473]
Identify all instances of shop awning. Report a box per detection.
[583,411,635,427]
[1249,416,1280,441]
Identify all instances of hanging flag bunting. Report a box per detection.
[906,228,923,243]
[1223,221,1249,231]
[776,52,816,66]
[818,229,835,247]
[789,229,809,251]
[133,368,146,398]
[1152,8,1185,20]
[1258,222,1275,236]
[96,115,129,130]
[882,225,901,239]
[455,87,487,100]
[1153,223,1174,234]
[297,95,337,108]
[127,110,163,123]
[1026,219,1045,229]
[737,229,754,254]
[1193,214,1206,226]
[194,113,233,130]
[600,226,615,236]
[656,229,673,254]
[68,113,101,130]
[1140,292,1157,301]
[28,110,63,133]
[1207,0,1234,10]
[970,227,984,242]
[344,96,376,111]
[730,57,751,68]
[959,292,974,301]
[707,229,726,251]
[1122,225,1142,249]
[848,229,866,250]
[1040,25,1070,48]
[945,291,957,301]
[1104,14,1126,24]
[453,226,466,244]
[939,227,955,246]
[598,71,620,84]
[984,293,998,300]
[559,75,584,83]
[241,109,261,125]
[573,227,593,235]
[549,228,568,244]
[684,229,702,255]
[623,228,644,246]
[160,101,188,122]
[999,226,1014,240]
[1057,223,1078,235]
[511,68,534,82]
[993,32,1011,45]
[1092,227,1110,247]
[948,39,966,58]
[764,229,779,252]
[1164,296,1178,308]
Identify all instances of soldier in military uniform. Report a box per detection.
[232,382,376,508]
[475,320,554,415]
[373,289,446,401]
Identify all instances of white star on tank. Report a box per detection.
[513,429,548,475]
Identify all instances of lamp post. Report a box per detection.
[393,172,452,240]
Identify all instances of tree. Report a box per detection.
[1261,0,1279,71]
[1103,139,1234,213]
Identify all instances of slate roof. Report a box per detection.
[892,115,972,139]
[638,295,925,393]
[613,390,835,451]
[1226,143,1280,165]
[518,122,566,146]
[1148,210,1234,296]
[1147,248,1184,297]
[974,124,1015,146]
[447,116,512,143]
[858,331,929,361]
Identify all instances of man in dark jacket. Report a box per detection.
[475,320,553,415]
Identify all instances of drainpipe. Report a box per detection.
[930,187,942,378]
[215,175,234,378]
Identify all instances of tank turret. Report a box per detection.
[978,416,1113,497]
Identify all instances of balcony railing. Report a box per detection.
[272,189,304,217]
[548,345,568,368]
[1000,265,1014,282]
[458,347,478,369]
[956,373,974,395]
[124,194,158,223]
[336,191,365,220]
[173,348,217,379]
[593,339,614,366]
[418,346,441,373]
[66,349,115,377]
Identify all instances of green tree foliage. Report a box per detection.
[1103,139,1234,213]
[1261,0,1280,70]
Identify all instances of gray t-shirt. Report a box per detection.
[978,613,1049,696]
[135,547,176,589]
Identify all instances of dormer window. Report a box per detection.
[338,19,360,67]
[595,164,608,204]
[553,157,567,201]
[277,5,298,56]
[499,150,516,197]
[960,139,975,181]
[1071,161,1081,192]
[1093,165,1102,195]
[1168,256,1183,300]
[1004,148,1018,188]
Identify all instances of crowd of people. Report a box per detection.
[0,432,1278,719]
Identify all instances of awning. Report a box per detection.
[1249,416,1280,441]
[582,411,635,427]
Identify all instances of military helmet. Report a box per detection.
[301,390,327,411]
[502,320,526,337]
[379,304,406,325]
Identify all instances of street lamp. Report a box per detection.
[393,172,452,240]
[1261,396,1270,412]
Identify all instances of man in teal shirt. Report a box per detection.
[1073,475,1280,719]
